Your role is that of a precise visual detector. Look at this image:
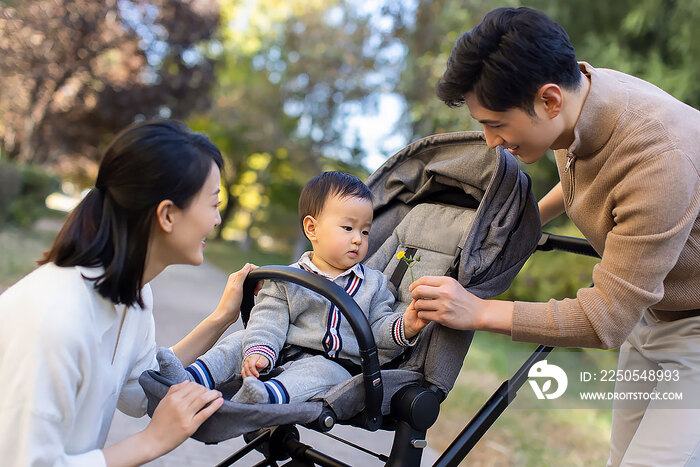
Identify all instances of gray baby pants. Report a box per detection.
[199,330,352,403]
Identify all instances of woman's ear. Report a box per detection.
[155,200,176,233]
[303,215,318,242]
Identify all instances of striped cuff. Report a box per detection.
[186,359,215,389]
[244,345,276,368]
[392,316,419,347]
[264,379,290,404]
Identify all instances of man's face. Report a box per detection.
[465,92,560,164]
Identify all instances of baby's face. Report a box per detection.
[309,194,373,277]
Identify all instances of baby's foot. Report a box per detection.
[156,347,194,384]
[232,376,270,404]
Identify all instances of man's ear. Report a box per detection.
[302,215,318,242]
[155,200,176,233]
[537,83,563,119]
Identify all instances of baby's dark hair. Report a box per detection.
[298,171,372,229]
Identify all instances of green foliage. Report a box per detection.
[0,227,56,288]
[499,221,600,303]
[0,163,22,227]
[528,0,700,108]
[0,162,60,229]
[203,238,292,272]
[191,0,386,246]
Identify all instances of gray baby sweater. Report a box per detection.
[242,252,415,367]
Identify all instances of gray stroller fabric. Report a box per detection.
[139,131,541,443]
[366,131,540,298]
[139,371,324,443]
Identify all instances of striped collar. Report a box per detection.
[297,251,365,281]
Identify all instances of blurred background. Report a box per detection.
[1,0,698,465]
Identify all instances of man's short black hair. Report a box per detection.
[298,171,372,229]
[436,7,581,115]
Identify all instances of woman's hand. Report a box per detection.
[103,381,223,466]
[144,382,224,456]
[408,276,514,335]
[213,263,263,326]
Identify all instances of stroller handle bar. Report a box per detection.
[537,232,600,258]
[241,266,384,431]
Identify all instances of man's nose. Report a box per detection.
[483,127,504,149]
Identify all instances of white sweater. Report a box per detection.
[0,263,157,466]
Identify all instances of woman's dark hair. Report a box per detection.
[40,120,223,308]
[436,7,581,115]
[298,171,372,232]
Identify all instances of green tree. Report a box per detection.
[191,0,387,252]
[0,0,219,173]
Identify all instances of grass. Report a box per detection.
[0,226,56,289]
[427,331,613,466]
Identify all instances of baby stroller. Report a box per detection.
[139,131,598,466]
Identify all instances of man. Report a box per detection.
[409,7,700,466]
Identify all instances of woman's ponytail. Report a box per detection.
[41,187,106,267]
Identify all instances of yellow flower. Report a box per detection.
[396,251,405,259]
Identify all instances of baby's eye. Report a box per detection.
[362,230,370,236]
[342,226,352,231]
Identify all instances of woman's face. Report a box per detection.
[162,162,222,266]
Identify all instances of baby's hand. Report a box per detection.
[241,354,270,379]
[403,300,429,340]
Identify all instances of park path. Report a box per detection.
[106,261,440,466]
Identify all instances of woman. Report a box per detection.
[0,120,261,466]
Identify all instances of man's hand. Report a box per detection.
[409,276,513,335]
[241,354,270,378]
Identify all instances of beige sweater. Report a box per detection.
[512,63,700,349]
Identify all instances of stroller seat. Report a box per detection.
[139,131,541,464]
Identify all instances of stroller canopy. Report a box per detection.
[366,131,541,298]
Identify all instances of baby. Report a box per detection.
[158,171,427,404]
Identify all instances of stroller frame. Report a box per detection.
[212,232,599,467]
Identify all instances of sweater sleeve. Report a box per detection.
[366,271,417,350]
[512,153,699,349]
[0,305,107,467]
[242,281,290,367]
